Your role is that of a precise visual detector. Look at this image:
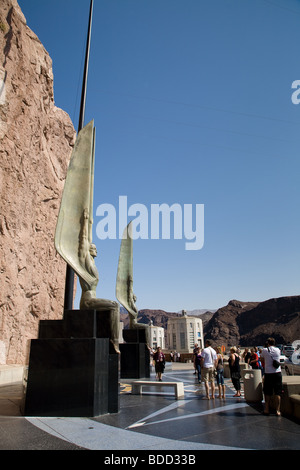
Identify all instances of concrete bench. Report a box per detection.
[290,394,300,404]
[131,380,184,399]
[280,376,300,417]
[289,394,300,421]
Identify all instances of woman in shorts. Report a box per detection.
[216,347,225,398]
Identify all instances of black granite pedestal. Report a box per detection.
[24,310,119,417]
[120,328,150,379]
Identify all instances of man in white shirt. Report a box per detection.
[260,337,282,416]
[200,340,218,399]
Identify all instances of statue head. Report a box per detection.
[89,243,97,258]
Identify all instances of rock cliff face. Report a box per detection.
[0,0,76,364]
[204,296,300,347]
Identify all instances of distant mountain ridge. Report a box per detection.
[120,308,179,330]
[203,296,300,347]
[120,295,300,347]
[183,309,217,316]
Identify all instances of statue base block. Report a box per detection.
[120,343,150,379]
[39,309,118,352]
[123,328,148,344]
[24,310,119,417]
[120,328,150,379]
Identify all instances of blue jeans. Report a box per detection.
[216,368,224,385]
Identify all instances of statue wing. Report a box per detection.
[55,120,96,285]
[116,222,136,315]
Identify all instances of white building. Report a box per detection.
[148,321,165,350]
[167,310,204,353]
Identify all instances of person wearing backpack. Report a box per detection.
[260,337,282,416]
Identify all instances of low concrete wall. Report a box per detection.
[0,366,24,385]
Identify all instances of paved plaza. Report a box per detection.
[0,363,299,451]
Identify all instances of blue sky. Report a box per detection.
[18,0,300,311]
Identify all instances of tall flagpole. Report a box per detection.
[64,0,94,311]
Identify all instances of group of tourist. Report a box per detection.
[242,346,263,372]
[192,340,228,399]
[169,351,181,362]
[151,338,282,415]
[192,338,282,414]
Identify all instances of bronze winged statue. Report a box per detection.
[55,120,119,352]
[116,222,149,340]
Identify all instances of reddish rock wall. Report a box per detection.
[0,0,76,364]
